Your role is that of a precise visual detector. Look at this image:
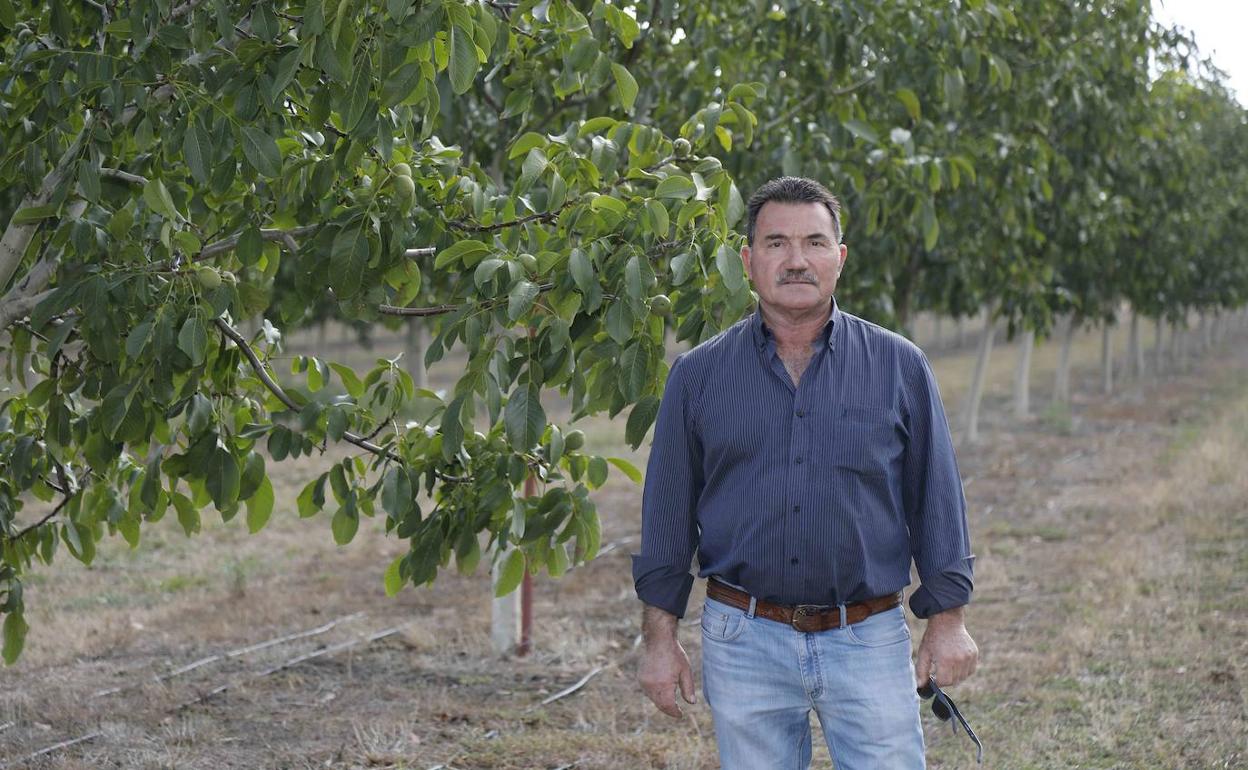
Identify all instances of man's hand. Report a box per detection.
[638,605,697,718]
[915,606,978,688]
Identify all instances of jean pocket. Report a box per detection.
[844,607,911,648]
[700,600,748,643]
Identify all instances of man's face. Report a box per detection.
[741,201,848,316]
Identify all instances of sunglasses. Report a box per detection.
[918,676,983,764]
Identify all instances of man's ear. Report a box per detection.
[837,243,848,275]
[740,243,753,280]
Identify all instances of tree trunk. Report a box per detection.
[1053,315,1076,405]
[1154,316,1166,375]
[1127,309,1142,378]
[1202,312,1213,351]
[955,318,965,348]
[1170,320,1184,371]
[405,321,429,389]
[1101,321,1113,395]
[962,310,996,444]
[1013,328,1034,418]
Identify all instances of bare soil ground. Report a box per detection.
[2,318,1246,769]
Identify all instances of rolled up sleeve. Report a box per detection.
[631,355,703,618]
[900,351,975,619]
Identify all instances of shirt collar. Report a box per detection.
[750,299,842,350]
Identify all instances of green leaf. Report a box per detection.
[440,395,466,461]
[173,492,201,536]
[587,456,609,487]
[206,448,241,510]
[619,343,648,401]
[126,320,154,359]
[843,119,879,145]
[383,555,404,597]
[569,248,595,294]
[611,63,638,112]
[715,244,745,292]
[508,280,540,321]
[625,395,661,449]
[246,477,275,533]
[143,179,180,220]
[434,240,490,269]
[330,225,370,298]
[895,88,921,121]
[177,315,208,366]
[3,611,29,665]
[0,0,15,30]
[607,456,643,484]
[342,54,372,131]
[183,118,212,184]
[240,126,283,177]
[655,176,697,200]
[504,384,545,450]
[331,506,359,544]
[448,23,479,95]
[380,61,423,107]
[508,131,547,160]
[646,199,670,237]
[494,549,526,597]
[330,363,365,398]
[9,204,58,225]
[381,466,413,519]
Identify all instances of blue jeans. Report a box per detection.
[700,597,925,769]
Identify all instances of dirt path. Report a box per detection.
[1,328,1246,769]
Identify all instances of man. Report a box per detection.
[632,177,977,768]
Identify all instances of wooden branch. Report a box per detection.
[378,283,554,317]
[761,75,876,133]
[0,288,55,332]
[89,612,366,699]
[2,488,79,546]
[213,318,401,463]
[0,116,95,292]
[534,664,609,708]
[198,225,318,261]
[176,625,404,711]
[0,731,104,769]
[450,208,563,234]
[405,247,437,259]
[170,0,206,20]
[99,168,148,185]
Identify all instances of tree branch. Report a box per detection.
[3,488,79,545]
[170,0,206,20]
[99,168,148,185]
[198,225,318,261]
[0,115,95,293]
[213,318,400,462]
[0,201,88,332]
[405,247,437,259]
[214,319,473,484]
[761,75,877,133]
[378,282,555,317]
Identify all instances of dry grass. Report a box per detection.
[1,316,1246,768]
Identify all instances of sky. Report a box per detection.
[1153,0,1248,104]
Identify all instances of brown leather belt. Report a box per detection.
[706,580,903,633]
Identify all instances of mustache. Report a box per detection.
[777,272,818,285]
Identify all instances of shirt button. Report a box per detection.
[795,457,803,464]
[790,557,799,565]
[793,505,801,512]
[796,410,805,418]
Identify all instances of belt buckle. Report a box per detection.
[790,605,826,632]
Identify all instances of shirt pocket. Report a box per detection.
[825,404,900,478]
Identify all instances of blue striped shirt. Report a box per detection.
[632,301,974,619]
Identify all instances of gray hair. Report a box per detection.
[745,176,842,245]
